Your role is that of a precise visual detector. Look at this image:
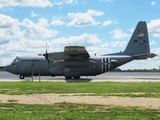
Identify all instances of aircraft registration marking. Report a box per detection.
[134,40,146,43]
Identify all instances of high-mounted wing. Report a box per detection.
[64,46,90,58]
[45,46,90,61]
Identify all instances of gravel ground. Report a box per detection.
[0,93,160,109]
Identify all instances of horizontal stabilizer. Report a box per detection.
[133,53,157,59]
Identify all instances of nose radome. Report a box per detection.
[4,65,11,72]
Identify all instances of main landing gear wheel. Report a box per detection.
[19,75,25,79]
[65,76,72,79]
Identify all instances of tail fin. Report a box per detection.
[104,21,156,58]
[124,21,150,55]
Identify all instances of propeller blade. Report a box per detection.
[43,42,49,60]
[43,42,50,67]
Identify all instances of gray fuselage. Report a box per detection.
[5,55,133,79]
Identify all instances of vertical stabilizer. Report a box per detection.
[124,21,150,55]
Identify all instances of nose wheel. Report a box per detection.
[19,75,25,79]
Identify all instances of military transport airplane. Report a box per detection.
[4,21,157,79]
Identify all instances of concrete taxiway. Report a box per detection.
[0,71,160,82]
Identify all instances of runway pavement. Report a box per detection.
[0,71,160,82]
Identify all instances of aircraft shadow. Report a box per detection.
[64,78,93,82]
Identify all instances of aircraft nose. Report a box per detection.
[4,65,11,72]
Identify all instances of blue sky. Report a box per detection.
[0,0,160,70]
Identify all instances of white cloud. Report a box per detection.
[152,33,160,38]
[50,33,101,46]
[101,20,117,27]
[152,48,160,55]
[110,29,131,39]
[150,1,156,5]
[87,46,111,56]
[67,9,104,27]
[87,9,104,16]
[21,18,58,39]
[111,41,126,47]
[120,58,159,70]
[0,14,19,28]
[0,14,60,65]
[48,33,114,56]
[148,19,160,38]
[150,40,156,45]
[100,42,109,47]
[53,0,78,6]
[51,19,66,26]
[129,28,135,33]
[102,20,112,27]
[53,1,63,6]
[31,11,37,17]
[0,14,20,44]
[0,38,49,66]
[4,39,45,52]
[148,19,160,32]
[65,0,77,4]
[0,0,53,8]
[0,32,104,66]
[37,18,48,27]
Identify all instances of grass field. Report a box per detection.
[1,81,160,119]
[0,102,160,120]
[0,81,160,97]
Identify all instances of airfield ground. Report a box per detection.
[0,72,160,109]
[0,72,160,119]
[0,93,160,109]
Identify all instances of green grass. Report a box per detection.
[0,102,160,120]
[1,81,160,119]
[0,81,160,98]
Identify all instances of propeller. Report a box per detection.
[43,42,49,65]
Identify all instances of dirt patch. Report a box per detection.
[0,93,160,109]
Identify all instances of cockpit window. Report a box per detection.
[15,59,20,62]
[12,58,20,63]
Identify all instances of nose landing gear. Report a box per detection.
[19,75,25,79]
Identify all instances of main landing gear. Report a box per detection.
[19,75,25,79]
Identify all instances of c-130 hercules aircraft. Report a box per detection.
[5,21,156,79]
